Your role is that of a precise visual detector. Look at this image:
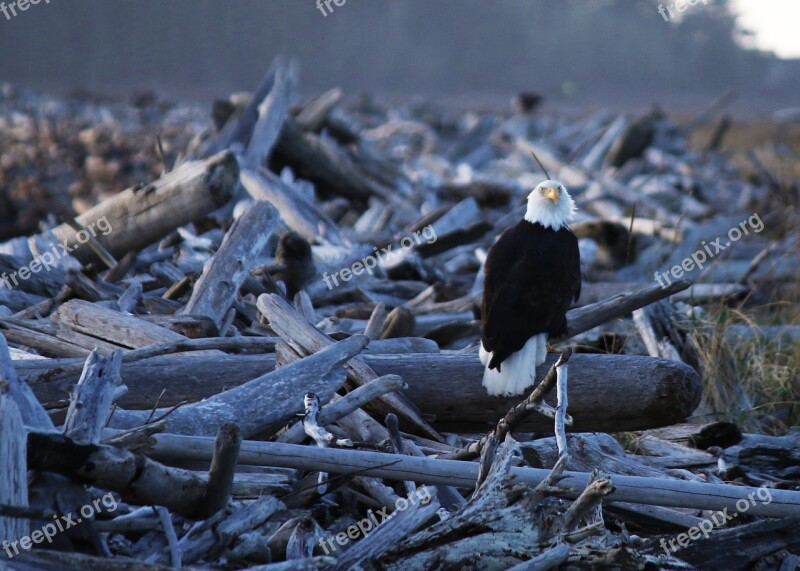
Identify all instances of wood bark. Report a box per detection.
[21,350,701,432]
[0,393,28,546]
[105,335,369,438]
[48,151,238,264]
[140,435,800,517]
[257,293,442,440]
[182,200,277,326]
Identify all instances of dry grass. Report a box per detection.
[684,119,799,434]
[690,305,800,435]
[690,119,800,180]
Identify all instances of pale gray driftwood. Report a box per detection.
[49,151,238,264]
[21,351,701,433]
[0,333,53,429]
[257,293,442,441]
[106,335,369,438]
[241,168,344,245]
[63,349,125,444]
[243,63,296,170]
[51,299,193,350]
[0,394,28,546]
[332,487,441,571]
[278,375,405,444]
[141,436,800,518]
[182,200,278,326]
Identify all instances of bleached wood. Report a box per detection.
[560,279,690,342]
[257,293,441,440]
[21,351,701,433]
[106,335,370,438]
[0,393,28,545]
[301,392,353,449]
[49,151,238,264]
[241,168,343,245]
[51,299,191,350]
[182,200,277,326]
[1,317,92,358]
[0,333,53,429]
[296,87,343,131]
[554,355,569,461]
[63,349,125,444]
[332,487,441,571]
[363,302,387,340]
[243,63,296,170]
[139,436,800,518]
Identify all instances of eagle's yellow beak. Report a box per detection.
[544,186,559,204]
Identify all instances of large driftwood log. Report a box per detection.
[182,201,277,327]
[240,168,343,245]
[21,351,700,433]
[26,431,209,518]
[371,352,700,431]
[257,293,442,440]
[105,335,369,438]
[51,299,193,350]
[140,435,800,518]
[48,151,238,264]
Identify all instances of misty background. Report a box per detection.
[0,0,798,111]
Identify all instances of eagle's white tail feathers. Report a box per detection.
[481,334,548,396]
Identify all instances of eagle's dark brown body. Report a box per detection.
[481,220,581,371]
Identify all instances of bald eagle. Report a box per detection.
[480,180,581,396]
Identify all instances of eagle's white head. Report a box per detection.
[524,179,576,230]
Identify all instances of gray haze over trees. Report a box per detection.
[0,0,796,106]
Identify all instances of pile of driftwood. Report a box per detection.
[1,61,799,570]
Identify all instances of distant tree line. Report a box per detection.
[0,0,793,98]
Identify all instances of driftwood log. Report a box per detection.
[182,200,277,327]
[20,350,700,433]
[49,151,238,264]
[105,335,370,438]
[140,434,800,518]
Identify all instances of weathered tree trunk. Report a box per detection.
[182,200,277,327]
[0,394,28,547]
[140,435,800,518]
[105,335,369,438]
[20,351,701,433]
[49,151,238,264]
